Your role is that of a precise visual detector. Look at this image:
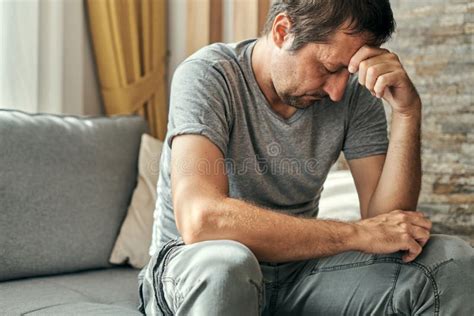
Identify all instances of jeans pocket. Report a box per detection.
[161,277,182,313]
[309,251,378,275]
[150,237,186,316]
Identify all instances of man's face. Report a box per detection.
[270,31,369,108]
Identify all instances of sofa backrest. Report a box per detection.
[0,110,147,281]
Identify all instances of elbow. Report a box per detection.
[175,197,216,245]
[180,212,205,245]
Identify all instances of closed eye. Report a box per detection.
[324,64,348,75]
[324,66,339,75]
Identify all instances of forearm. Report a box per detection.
[189,197,359,262]
[368,102,422,217]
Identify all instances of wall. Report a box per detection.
[386,0,474,244]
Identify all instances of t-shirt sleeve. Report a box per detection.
[343,78,389,160]
[166,59,233,156]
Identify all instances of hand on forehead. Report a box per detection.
[348,45,390,74]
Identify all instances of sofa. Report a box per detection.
[0,109,364,315]
[0,109,147,315]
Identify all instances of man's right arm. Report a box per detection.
[172,134,432,263]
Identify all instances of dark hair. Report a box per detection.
[262,0,396,51]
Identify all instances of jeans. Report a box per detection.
[137,234,474,315]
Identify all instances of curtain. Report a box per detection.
[86,0,168,140]
[185,0,271,56]
[0,0,102,115]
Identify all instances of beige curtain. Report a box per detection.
[86,0,168,140]
[232,0,270,42]
[186,0,271,56]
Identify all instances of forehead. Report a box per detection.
[302,31,369,65]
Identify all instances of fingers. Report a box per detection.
[392,210,432,231]
[349,46,405,99]
[417,238,429,247]
[402,237,423,263]
[409,210,427,217]
[373,70,407,99]
[409,213,433,231]
[398,211,431,258]
[359,61,401,97]
[356,54,395,84]
[349,45,420,113]
[360,62,383,88]
[397,220,430,248]
[348,46,390,73]
[409,225,431,247]
[389,210,431,254]
[363,210,432,261]
[409,217,431,248]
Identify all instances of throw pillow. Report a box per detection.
[109,133,163,268]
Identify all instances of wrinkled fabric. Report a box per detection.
[138,234,474,315]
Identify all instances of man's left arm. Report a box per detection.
[346,46,422,221]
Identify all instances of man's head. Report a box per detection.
[261,0,395,108]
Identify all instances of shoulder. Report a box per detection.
[187,40,253,65]
[174,40,254,79]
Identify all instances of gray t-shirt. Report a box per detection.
[149,39,388,256]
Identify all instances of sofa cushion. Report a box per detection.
[0,266,141,315]
[0,110,147,281]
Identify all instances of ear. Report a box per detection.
[271,13,292,49]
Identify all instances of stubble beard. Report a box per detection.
[280,93,327,109]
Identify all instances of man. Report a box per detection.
[138,0,474,315]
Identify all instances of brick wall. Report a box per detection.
[385,0,474,244]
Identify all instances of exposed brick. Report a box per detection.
[442,123,473,134]
[464,22,474,33]
[446,4,469,14]
[433,183,457,194]
[440,14,465,26]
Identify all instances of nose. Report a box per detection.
[323,72,350,102]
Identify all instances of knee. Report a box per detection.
[415,234,474,271]
[185,239,263,284]
[393,235,473,314]
[419,235,474,314]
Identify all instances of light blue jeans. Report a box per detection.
[138,234,474,315]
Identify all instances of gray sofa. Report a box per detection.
[0,110,147,315]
